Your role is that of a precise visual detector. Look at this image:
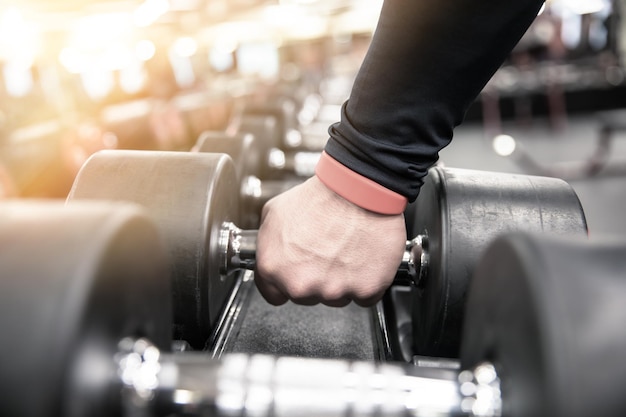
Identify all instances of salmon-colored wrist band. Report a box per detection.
[315,151,408,215]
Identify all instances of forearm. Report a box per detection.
[326,0,545,201]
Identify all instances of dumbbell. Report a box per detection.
[232,101,322,180]
[188,164,587,359]
[193,129,321,180]
[0,201,171,417]
[212,105,294,182]
[191,130,309,229]
[67,150,587,355]
[67,150,241,349]
[2,201,625,417]
[403,166,587,358]
[240,94,302,150]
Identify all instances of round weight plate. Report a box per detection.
[409,166,588,358]
[193,131,262,182]
[462,233,626,417]
[193,131,262,228]
[239,114,279,179]
[243,96,297,149]
[68,150,239,349]
[0,201,171,417]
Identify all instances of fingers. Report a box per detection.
[254,277,289,306]
[351,290,386,307]
[253,176,405,309]
[255,283,357,307]
[255,258,368,307]
[255,268,383,308]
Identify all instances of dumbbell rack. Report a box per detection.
[207,271,381,362]
[2,180,626,417]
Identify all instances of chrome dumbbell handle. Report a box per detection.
[117,338,501,417]
[219,222,258,275]
[219,222,429,287]
[395,235,430,287]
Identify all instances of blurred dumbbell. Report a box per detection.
[0,201,171,417]
[234,99,321,180]
[68,151,239,349]
[68,150,587,355]
[241,95,301,151]
[192,130,317,228]
[2,201,624,417]
[194,128,321,178]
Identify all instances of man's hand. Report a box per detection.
[255,175,407,307]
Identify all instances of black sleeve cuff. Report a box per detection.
[324,0,545,202]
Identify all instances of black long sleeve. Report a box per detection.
[325,0,545,201]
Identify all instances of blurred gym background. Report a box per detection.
[0,0,624,234]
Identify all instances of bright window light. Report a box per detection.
[134,0,170,27]
[120,61,147,94]
[173,37,198,58]
[209,48,234,72]
[136,40,157,61]
[3,63,33,97]
[81,70,115,101]
[168,50,196,88]
[59,47,85,74]
[237,42,280,79]
[0,7,40,69]
[492,134,517,157]
[72,13,133,49]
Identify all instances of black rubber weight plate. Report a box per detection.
[193,131,261,183]
[0,201,171,417]
[462,233,626,417]
[239,114,279,179]
[68,150,239,349]
[410,166,588,358]
[193,131,263,229]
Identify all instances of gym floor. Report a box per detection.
[440,112,626,238]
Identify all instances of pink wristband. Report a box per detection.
[315,151,408,215]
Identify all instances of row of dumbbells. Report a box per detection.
[190,90,329,229]
[2,144,626,416]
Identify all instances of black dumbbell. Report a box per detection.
[233,100,323,180]
[191,130,310,229]
[240,94,301,150]
[0,201,172,417]
[68,150,239,349]
[402,166,587,358]
[67,150,587,355]
[211,164,587,360]
[193,128,321,179]
[1,201,624,417]
[214,101,300,182]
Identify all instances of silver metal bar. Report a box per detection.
[220,222,258,275]
[117,339,501,417]
[394,235,429,287]
[220,221,430,289]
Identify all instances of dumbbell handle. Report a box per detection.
[118,338,501,417]
[396,235,430,287]
[220,222,429,287]
[219,222,259,274]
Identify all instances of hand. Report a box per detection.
[255,175,407,307]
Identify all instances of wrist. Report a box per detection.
[314,151,408,215]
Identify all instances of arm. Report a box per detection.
[256,0,545,306]
[328,0,546,201]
